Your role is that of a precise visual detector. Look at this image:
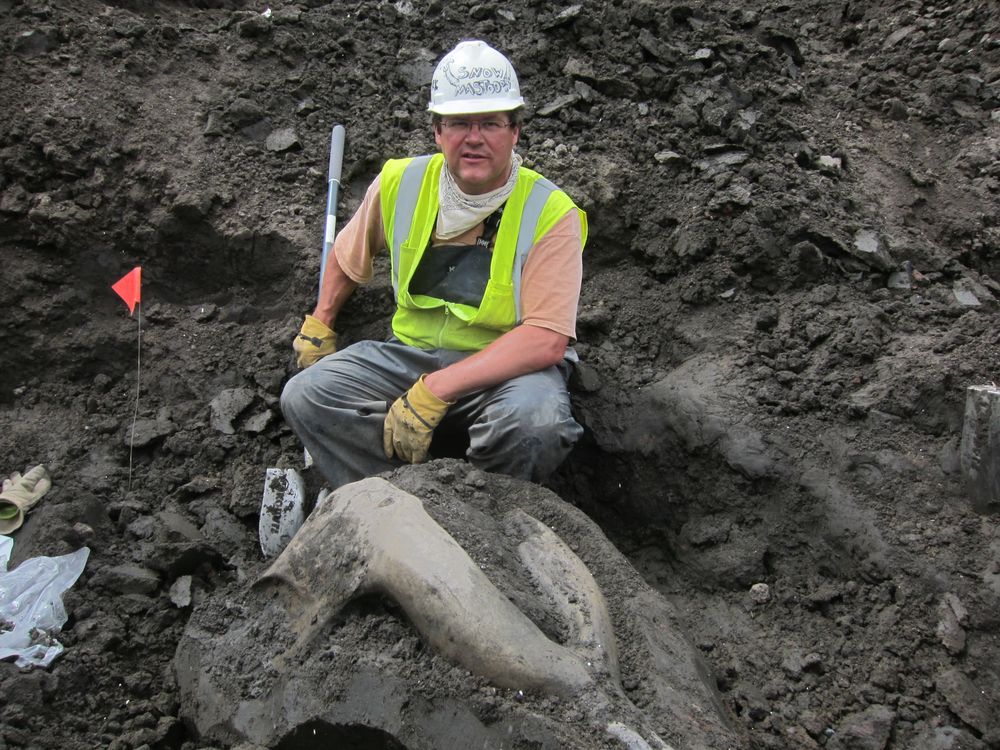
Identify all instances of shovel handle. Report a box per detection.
[319,124,346,300]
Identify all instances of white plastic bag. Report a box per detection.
[0,536,89,668]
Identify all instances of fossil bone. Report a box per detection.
[509,508,621,682]
[259,476,605,698]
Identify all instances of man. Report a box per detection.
[281,40,587,491]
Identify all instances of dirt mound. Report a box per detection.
[1,1,999,749]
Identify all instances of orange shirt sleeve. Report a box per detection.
[519,210,583,340]
[333,174,385,284]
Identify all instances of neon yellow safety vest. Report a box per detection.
[380,153,587,351]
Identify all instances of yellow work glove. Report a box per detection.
[292,314,337,369]
[0,465,51,535]
[383,375,453,464]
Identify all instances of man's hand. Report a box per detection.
[383,375,452,464]
[293,314,337,369]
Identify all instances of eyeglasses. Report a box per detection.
[440,119,514,136]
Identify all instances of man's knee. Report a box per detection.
[468,387,581,479]
[511,396,574,439]
[280,368,311,425]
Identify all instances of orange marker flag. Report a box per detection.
[112,266,142,315]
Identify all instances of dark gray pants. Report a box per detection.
[280,339,582,490]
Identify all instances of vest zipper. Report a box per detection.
[437,307,450,348]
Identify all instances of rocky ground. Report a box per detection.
[1,0,1000,748]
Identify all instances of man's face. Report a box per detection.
[434,112,520,195]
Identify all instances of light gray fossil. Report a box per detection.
[176,469,742,750]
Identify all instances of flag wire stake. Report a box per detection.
[127,304,142,491]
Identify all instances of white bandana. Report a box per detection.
[436,152,523,240]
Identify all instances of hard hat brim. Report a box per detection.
[428,96,525,116]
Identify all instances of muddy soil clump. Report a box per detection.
[1,1,999,749]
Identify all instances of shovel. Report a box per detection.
[302,122,346,468]
[261,124,346,557]
[258,467,307,558]
[319,123,346,300]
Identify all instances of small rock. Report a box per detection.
[562,57,595,80]
[887,270,912,289]
[695,149,749,172]
[781,649,805,677]
[155,510,203,544]
[654,150,685,166]
[709,183,752,211]
[210,388,257,434]
[201,508,248,548]
[0,184,32,215]
[225,97,265,128]
[296,98,318,115]
[203,112,224,137]
[755,308,779,331]
[805,583,842,607]
[178,476,219,495]
[907,169,935,187]
[169,576,193,608]
[749,582,771,604]
[801,652,823,671]
[736,109,760,130]
[552,4,582,23]
[826,705,896,750]
[191,303,217,321]
[94,564,161,595]
[909,725,986,750]
[172,190,212,221]
[126,416,175,448]
[870,659,900,691]
[569,361,602,393]
[573,80,598,102]
[953,283,980,307]
[73,521,96,540]
[851,229,894,271]
[536,93,581,118]
[936,594,968,655]
[884,26,915,49]
[389,1,415,17]
[818,155,842,172]
[935,669,994,735]
[638,29,681,62]
[265,127,300,152]
[242,410,273,434]
[237,14,271,37]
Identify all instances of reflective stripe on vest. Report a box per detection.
[390,159,559,323]
[512,176,558,324]
[390,155,433,300]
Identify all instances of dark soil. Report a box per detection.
[1,1,999,749]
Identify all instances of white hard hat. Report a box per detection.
[428,40,525,115]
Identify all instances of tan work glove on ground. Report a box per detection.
[0,465,52,535]
[383,375,453,464]
[293,314,337,369]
